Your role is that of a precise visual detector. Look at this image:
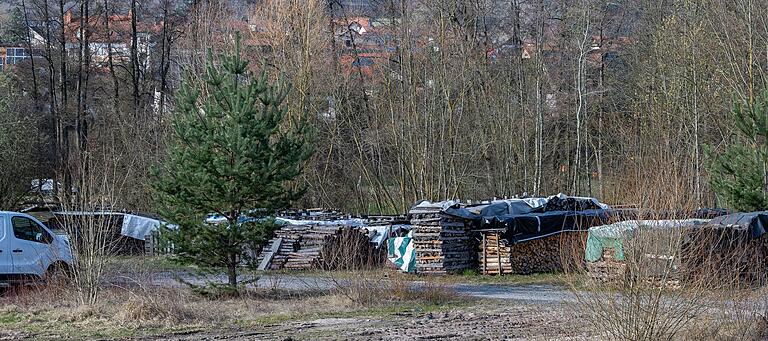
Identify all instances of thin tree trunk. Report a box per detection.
[104,0,119,107]
[131,0,140,117]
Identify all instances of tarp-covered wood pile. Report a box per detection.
[680,212,768,285]
[408,194,626,275]
[476,207,623,275]
[585,219,709,282]
[257,215,409,271]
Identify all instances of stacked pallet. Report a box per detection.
[409,206,474,274]
[258,224,385,271]
[262,225,337,269]
[479,232,512,275]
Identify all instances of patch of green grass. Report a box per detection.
[268,268,571,287]
[438,270,570,286]
[0,306,202,339]
[242,299,469,327]
[0,311,24,324]
[107,255,200,273]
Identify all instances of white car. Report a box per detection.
[0,211,73,283]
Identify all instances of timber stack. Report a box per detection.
[409,205,474,274]
[507,232,587,274]
[258,224,385,271]
[478,232,588,275]
[680,227,768,286]
[586,245,626,282]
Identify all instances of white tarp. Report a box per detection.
[121,214,169,240]
[412,193,608,218]
[274,217,367,227]
[54,212,170,241]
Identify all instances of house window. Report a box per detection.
[5,48,33,66]
[11,217,52,244]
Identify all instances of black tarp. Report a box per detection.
[480,209,623,244]
[708,211,768,239]
[435,196,611,222]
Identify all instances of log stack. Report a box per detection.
[586,246,626,282]
[478,232,587,275]
[409,206,475,274]
[258,224,385,271]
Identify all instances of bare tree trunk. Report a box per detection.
[131,0,140,117]
[58,0,70,202]
[572,1,591,195]
[41,0,59,189]
[104,0,119,107]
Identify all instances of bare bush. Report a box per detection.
[565,204,768,340]
[57,153,127,305]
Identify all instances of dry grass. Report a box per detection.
[332,273,461,307]
[0,284,392,339]
[0,257,467,339]
[560,205,768,341]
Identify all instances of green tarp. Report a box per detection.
[585,219,709,262]
[388,231,415,272]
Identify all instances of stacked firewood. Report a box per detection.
[478,232,512,275]
[586,246,626,282]
[319,227,387,270]
[508,232,587,274]
[478,232,587,275]
[409,206,474,274]
[259,224,385,271]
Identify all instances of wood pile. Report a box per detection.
[478,232,587,275]
[257,224,385,271]
[680,227,768,286]
[586,246,626,282]
[409,206,475,274]
[277,209,347,221]
[479,232,511,275]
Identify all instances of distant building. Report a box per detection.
[0,45,43,71]
[60,10,160,69]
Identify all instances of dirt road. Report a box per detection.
[160,302,591,341]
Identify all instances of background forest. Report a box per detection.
[0,0,766,214]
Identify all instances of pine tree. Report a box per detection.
[710,90,768,211]
[153,33,314,287]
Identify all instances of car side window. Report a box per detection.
[11,217,52,244]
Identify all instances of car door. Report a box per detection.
[0,215,12,274]
[9,215,55,277]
